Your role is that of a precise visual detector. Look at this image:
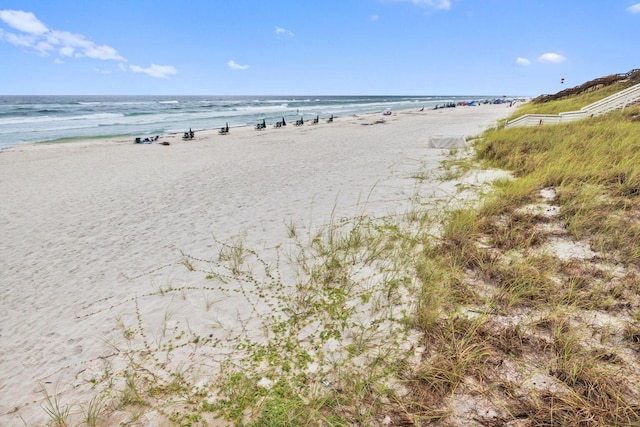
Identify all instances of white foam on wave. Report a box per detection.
[235,104,289,112]
[0,112,124,126]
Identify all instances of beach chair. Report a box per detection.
[183,128,195,140]
[295,116,304,126]
[219,122,229,135]
[312,115,319,124]
[256,119,266,130]
[274,121,282,128]
[135,137,142,144]
[327,114,334,123]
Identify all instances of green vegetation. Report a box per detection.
[511,80,634,117]
[42,83,640,426]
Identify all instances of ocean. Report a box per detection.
[0,95,493,150]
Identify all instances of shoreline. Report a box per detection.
[1,97,517,151]
[0,103,511,425]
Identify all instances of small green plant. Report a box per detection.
[39,384,70,427]
[81,395,104,426]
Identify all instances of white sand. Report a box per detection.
[0,104,510,425]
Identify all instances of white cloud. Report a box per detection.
[59,46,74,57]
[227,60,249,70]
[390,0,451,10]
[371,14,380,21]
[0,10,126,61]
[538,53,566,63]
[0,9,176,79]
[0,10,48,35]
[41,30,126,61]
[275,26,294,37]
[83,43,126,61]
[516,57,530,66]
[0,29,36,48]
[130,64,177,79]
[627,3,640,13]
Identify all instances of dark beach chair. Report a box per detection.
[255,119,266,130]
[312,115,319,124]
[295,116,304,126]
[135,137,142,144]
[219,122,229,135]
[327,114,334,123]
[183,128,195,140]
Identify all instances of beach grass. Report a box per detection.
[508,80,634,117]
[41,94,640,426]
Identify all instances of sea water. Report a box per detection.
[0,95,492,150]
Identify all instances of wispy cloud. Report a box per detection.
[389,0,451,10]
[627,3,640,13]
[370,14,380,21]
[516,57,530,66]
[538,53,566,63]
[0,9,176,78]
[227,60,249,70]
[275,26,294,37]
[0,10,125,61]
[0,10,47,34]
[130,64,177,79]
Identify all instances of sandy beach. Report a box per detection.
[0,104,510,425]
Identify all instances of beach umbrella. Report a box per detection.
[282,117,286,126]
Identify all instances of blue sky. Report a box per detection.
[1,1,639,96]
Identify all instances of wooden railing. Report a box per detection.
[505,82,640,128]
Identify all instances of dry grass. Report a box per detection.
[398,102,640,426]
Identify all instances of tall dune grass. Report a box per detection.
[511,81,633,117]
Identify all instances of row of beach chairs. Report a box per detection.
[135,135,159,144]
[270,114,334,129]
[290,114,333,127]
[175,114,335,141]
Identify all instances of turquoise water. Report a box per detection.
[0,95,498,150]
